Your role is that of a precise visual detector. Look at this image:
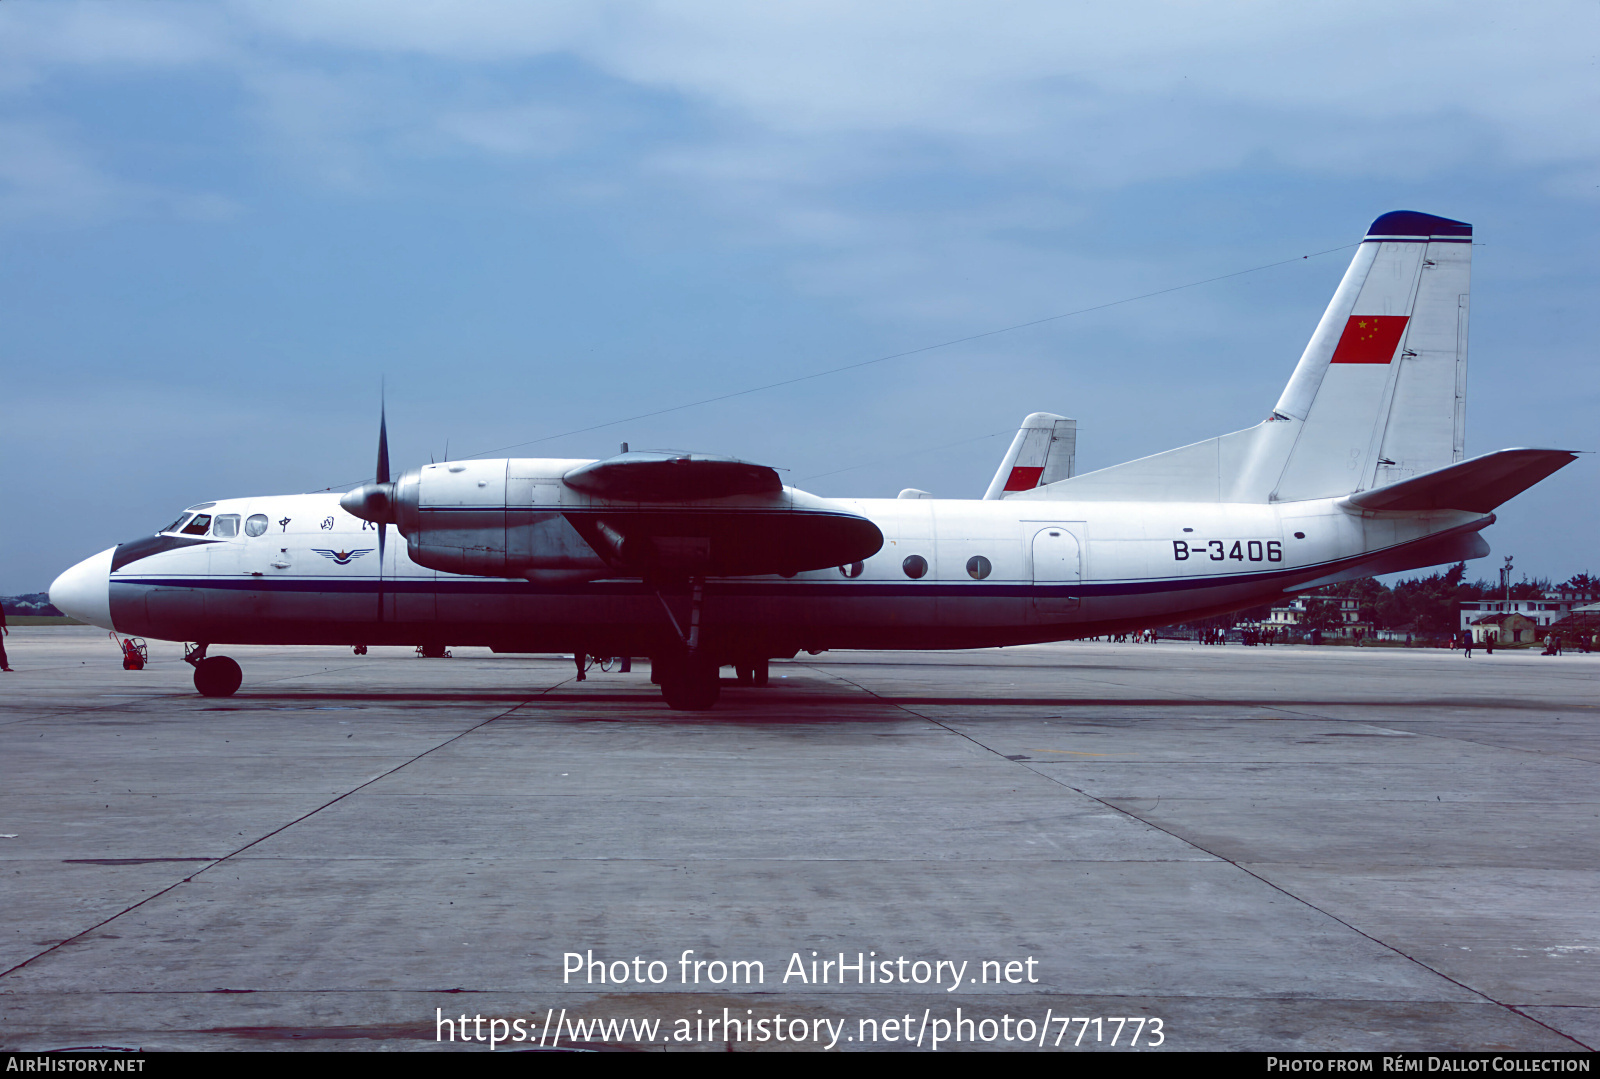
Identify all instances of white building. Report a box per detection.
[1268,595,1371,637]
[1459,590,1600,635]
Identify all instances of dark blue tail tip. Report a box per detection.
[1366,211,1472,239]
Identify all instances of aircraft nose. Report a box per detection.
[50,547,115,630]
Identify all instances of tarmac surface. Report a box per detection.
[1,625,1596,1053]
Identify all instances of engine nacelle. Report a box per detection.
[341,454,884,580]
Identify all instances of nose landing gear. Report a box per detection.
[184,644,242,697]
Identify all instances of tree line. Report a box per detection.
[2,593,66,617]
[1251,567,1597,637]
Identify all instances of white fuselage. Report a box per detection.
[55,489,1487,657]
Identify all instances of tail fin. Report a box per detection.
[983,412,1077,499]
[1270,210,1471,500]
[1009,210,1475,504]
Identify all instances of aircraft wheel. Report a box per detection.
[751,658,769,687]
[735,662,754,685]
[660,657,721,711]
[194,656,242,698]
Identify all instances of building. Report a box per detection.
[1546,602,1600,652]
[1267,594,1373,639]
[1459,590,1600,641]
[1465,612,1537,645]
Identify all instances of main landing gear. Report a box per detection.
[185,643,242,698]
[650,578,773,710]
[654,655,772,709]
[653,577,719,711]
[656,653,722,711]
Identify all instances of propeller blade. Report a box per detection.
[376,404,390,486]
[377,401,390,566]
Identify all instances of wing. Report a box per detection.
[560,452,878,577]
[562,451,782,502]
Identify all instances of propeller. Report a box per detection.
[337,399,399,625]
[376,403,390,486]
[339,402,399,552]
[374,402,390,563]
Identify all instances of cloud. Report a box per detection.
[5,1,1597,228]
[221,0,1600,171]
[0,121,125,223]
[0,1,228,85]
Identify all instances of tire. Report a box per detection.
[751,658,769,687]
[194,656,242,698]
[735,663,754,685]
[660,657,721,710]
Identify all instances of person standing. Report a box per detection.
[1462,631,1473,658]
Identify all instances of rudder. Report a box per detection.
[1008,211,1477,506]
[1270,210,1472,501]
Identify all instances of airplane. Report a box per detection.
[49,210,1578,709]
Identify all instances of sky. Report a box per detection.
[3,0,1596,594]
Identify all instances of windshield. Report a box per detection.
[162,513,193,534]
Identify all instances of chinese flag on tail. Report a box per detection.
[1330,315,1409,364]
[1003,466,1044,491]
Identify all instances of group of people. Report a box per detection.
[1456,631,1589,656]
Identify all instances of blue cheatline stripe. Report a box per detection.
[109,525,1484,601]
[115,563,1311,600]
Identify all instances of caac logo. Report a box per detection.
[312,548,374,566]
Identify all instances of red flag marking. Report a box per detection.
[1330,315,1409,364]
[1004,466,1045,491]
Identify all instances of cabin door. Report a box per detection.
[1030,524,1082,616]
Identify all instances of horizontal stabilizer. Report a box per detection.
[563,451,782,502]
[1340,448,1578,513]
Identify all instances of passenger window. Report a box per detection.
[212,514,241,538]
[902,555,928,579]
[244,514,269,538]
[966,555,992,580]
[181,514,213,536]
[162,513,193,534]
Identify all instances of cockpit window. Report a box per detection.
[180,514,213,536]
[212,514,241,538]
[244,513,269,538]
[163,513,193,534]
